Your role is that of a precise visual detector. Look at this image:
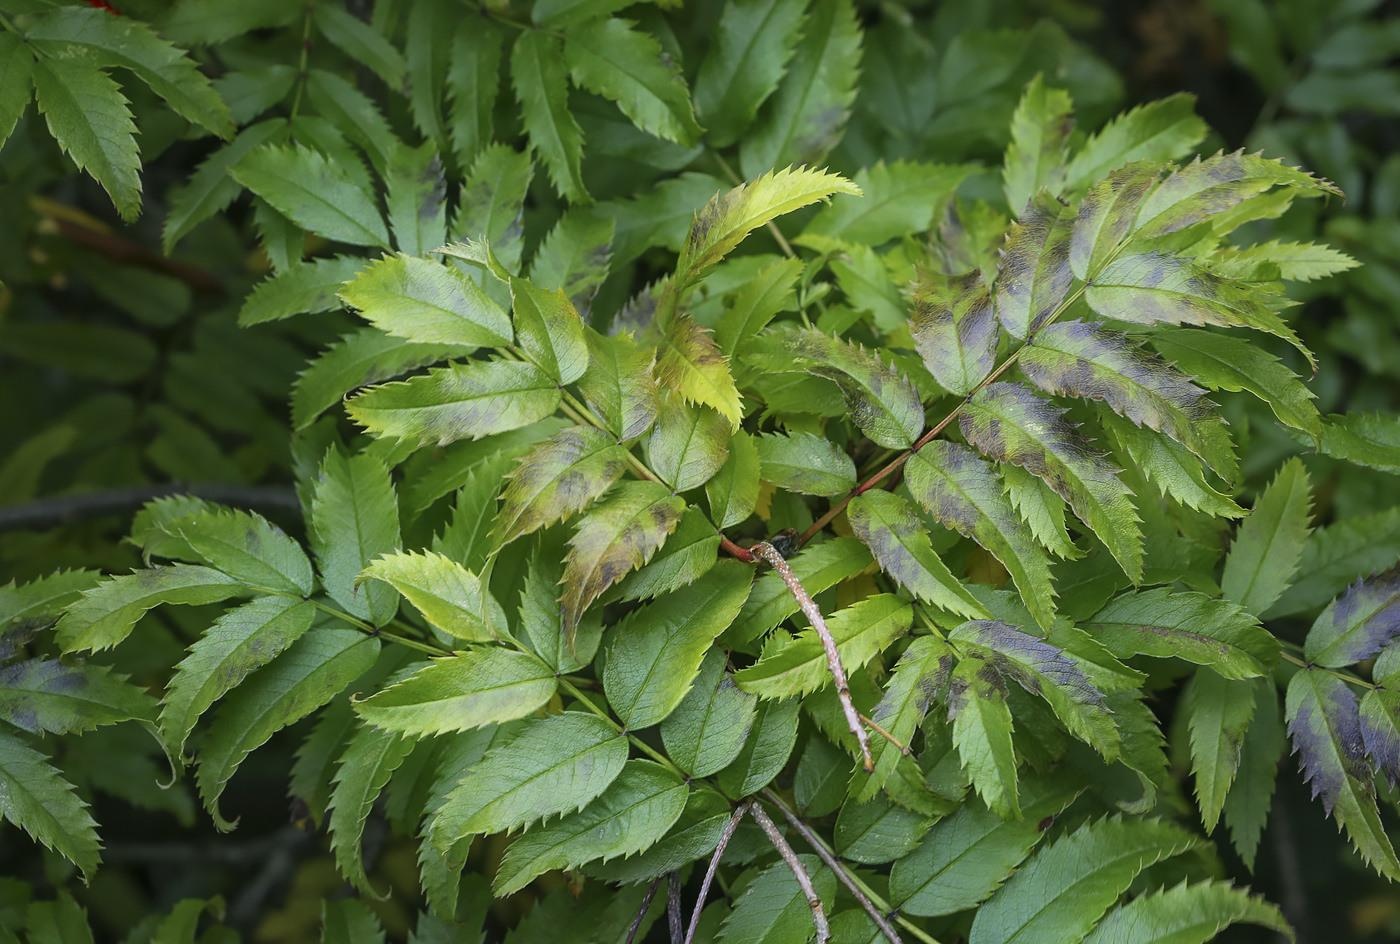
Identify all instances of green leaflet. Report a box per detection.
[511,277,588,384]
[339,254,513,349]
[1003,75,1073,216]
[794,734,850,817]
[1081,879,1291,944]
[493,760,689,896]
[563,17,702,147]
[714,696,800,797]
[733,594,911,700]
[159,596,316,757]
[518,541,603,673]
[328,723,413,897]
[346,359,562,447]
[754,430,855,497]
[715,257,805,358]
[1151,328,1319,437]
[726,537,872,644]
[231,144,389,247]
[446,19,501,171]
[586,789,731,884]
[961,381,1143,583]
[311,450,401,626]
[1062,94,1206,194]
[674,166,860,287]
[0,569,103,630]
[31,56,141,223]
[1316,412,1400,475]
[354,649,557,737]
[1069,162,1161,281]
[578,328,660,442]
[1285,669,1400,880]
[1223,238,1358,283]
[1268,507,1400,618]
[969,817,1202,944]
[1085,589,1276,679]
[1001,463,1082,559]
[0,659,157,736]
[196,628,380,830]
[1221,457,1313,615]
[176,509,315,595]
[292,329,472,430]
[888,778,1078,917]
[314,4,403,87]
[403,0,452,146]
[806,160,976,246]
[321,897,385,943]
[854,634,951,799]
[835,792,935,864]
[1099,413,1243,519]
[602,560,753,730]
[609,507,721,602]
[0,731,99,880]
[494,426,628,547]
[239,255,365,326]
[654,312,745,430]
[430,712,628,844]
[360,551,506,643]
[745,328,924,449]
[452,144,533,271]
[909,269,997,397]
[1183,671,1256,834]
[304,70,395,172]
[905,441,1056,630]
[719,854,836,944]
[692,0,808,148]
[0,34,33,153]
[527,212,614,316]
[512,30,588,203]
[1084,252,1316,371]
[948,653,1020,819]
[561,481,686,635]
[738,0,862,178]
[646,396,731,493]
[660,649,758,777]
[993,190,1075,340]
[1222,675,1284,871]
[706,430,762,529]
[55,565,246,654]
[164,119,285,253]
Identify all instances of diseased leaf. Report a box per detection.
[1183,671,1257,834]
[660,649,758,777]
[563,17,702,147]
[1086,589,1276,679]
[160,596,316,758]
[231,144,389,247]
[197,628,379,830]
[610,506,721,603]
[328,722,413,897]
[1069,162,1161,281]
[384,140,447,258]
[1285,668,1400,879]
[910,269,997,397]
[579,328,660,442]
[745,328,924,449]
[948,653,1020,819]
[311,451,401,626]
[1000,463,1082,559]
[905,441,1055,630]
[340,254,513,349]
[603,561,751,730]
[739,0,861,177]
[513,30,588,203]
[994,190,1075,340]
[0,569,102,631]
[1063,94,1206,193]
[646,396,731,493]
[55,566,246,654]
[1221,458,1313,615]
[1360,688,1400,789]
[452,144,533,271]
[561,482,686,634]
[754,430,855,497]
[734,594,911,699]
[807,160,976,246]
[32,57,141,222]
[239,256,365,326]
[494,426,628,548]
[0,659,156,736]
[1306,566,1400,668]
[360,551,505,643]
[0,731,99,880]
[1003,75,1073,215]
[951,620,1117,759]
[675,166,860,285]
[969,817,1201,944]
[1081,879,1292,944]
[707,430,762,529]
[856,634,952,797]
[511,277,588,385]
[346,359,562,447]
[727,537,872,643]
[654,312,745,430]
[961,381,1142,583]
[493,761,689,895]
[693,0,808,148]
[431,712,628,845]
[354,649,557,737]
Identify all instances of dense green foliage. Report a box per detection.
[3,1,1400,942]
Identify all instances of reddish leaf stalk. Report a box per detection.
[748,541,873,771]
[749,804,831,944]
